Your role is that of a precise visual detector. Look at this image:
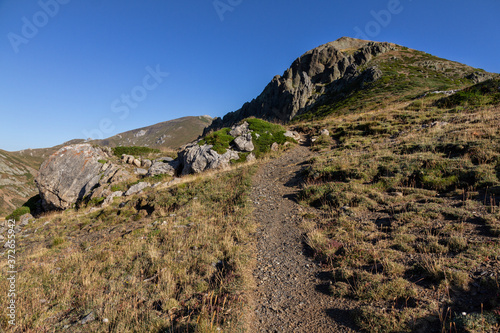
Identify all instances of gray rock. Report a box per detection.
[123,155,134,164]
[156,156,174,163]
[141,159,152,169]
[320,129,330,136]
[271,142,279,152]
[102,191,123,206]
[36,144,122,210]
[90,186,111,200]
[229,121,249,137]
[204,37,396,131]
[19,213,34,226]
[179,144,239,175]
[135,168,148,176]
[147,160,179,177]
[124,182,150,196]
[233,133,254,152]
[467,71,494,84]
[246,153,256,162]
[284,131,300,141]
[132,159,142,168]
[81,311,95,325]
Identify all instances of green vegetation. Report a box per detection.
[5,206,30,221]
[199,118,292,157]
[246,118,289,157]
[436,78,500,109]
[198,127,234,154]
[112,146,161,157]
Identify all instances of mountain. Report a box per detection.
[0,116,212,217]
[208,37,498,131]
[91,115,213,149]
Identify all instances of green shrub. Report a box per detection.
[112,146,160,157]
[6,206,30,221]
[246,118,288,157]
[198,128,234,154]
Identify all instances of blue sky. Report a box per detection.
[0,0,499,151]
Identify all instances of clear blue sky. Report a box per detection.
[0,0,499,151]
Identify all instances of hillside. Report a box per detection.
[0,116,212,218]
[92,116,213,149]
[0,150,40,218]
[1,38,499,332]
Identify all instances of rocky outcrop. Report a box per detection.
[207,37,396,131]
[146,160,180,177]
[179,144,239,175]
[124,182,150,196]
[36,144,126,210]
[233,133,254,152]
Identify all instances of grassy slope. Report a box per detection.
[94,116,213,150]
[295,89,500,331]
[0,166,257,332]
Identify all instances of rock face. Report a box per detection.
[36,144,122,210]
[207,37,396,131]
[179,144,239,175]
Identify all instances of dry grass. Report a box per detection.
[299,103,500,331]
[0,165,257,332]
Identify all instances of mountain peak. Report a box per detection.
[207,38,495,132]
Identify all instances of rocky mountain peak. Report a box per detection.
[208,37,396,131]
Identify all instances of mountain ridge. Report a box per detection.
[206,37,498,133]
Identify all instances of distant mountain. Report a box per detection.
[92,115,213,149]
[0,115,212,217]
[207,37,498,131]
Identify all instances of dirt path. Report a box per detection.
[251,144,359,332]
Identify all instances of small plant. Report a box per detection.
[51,237,65,248]
[5,206,30,221]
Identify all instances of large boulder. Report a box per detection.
[233,133,254,152]
[36,144,120,210]
[179,144,239,175]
